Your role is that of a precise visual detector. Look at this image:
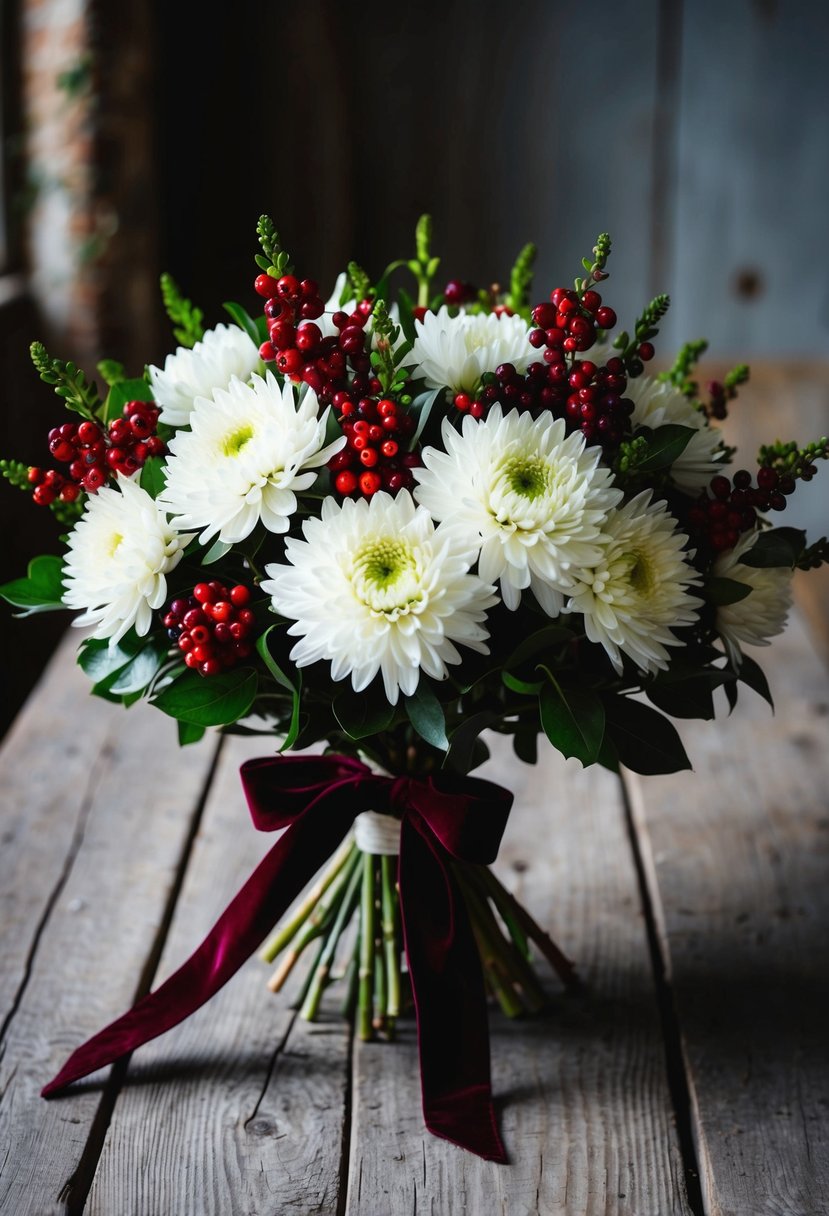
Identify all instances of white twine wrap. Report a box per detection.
[354,810,400,856]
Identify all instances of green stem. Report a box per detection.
[300,854,363,1021]
[358,852,376,1041]
[458,874,523,1018]
[478,866,582,992]
[373,936,387,1034]
[260,836,355,963]
[341,928,360,1019]
[381,855,401,1024]
[463,870,546,1014]
[290,935,328,1012]
[267,846,361,991]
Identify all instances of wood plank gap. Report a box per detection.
[618,774,706,1216]
[334,1008,355,1216]
[0,736,111,1058]
[57,733,225,1215]
[648,0,684,296]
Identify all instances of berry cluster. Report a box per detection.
[443,279,478,307]
[28,401,164,505]
[255,273,383,407]
[687,468,798,553]
[530,288,617,357]
[327,396,420,497]
[453,354,635,448]
[164,581,255,677]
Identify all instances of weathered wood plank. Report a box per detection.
[87,735,352,1216]
[0,637,218,1216]
[666,3,829,357]
[346,740,692,1216]
[625,610,829,1216]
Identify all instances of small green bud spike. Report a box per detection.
[415,214,432,265]
[724,363,750,392]
[160,273,205,348]
[29,342,100,419]
[757,436,829,478]
[0,458,34,491]
[660,339,709,396]
[256,214,293,277]
[507,243,537,313]
[347,261,372,302]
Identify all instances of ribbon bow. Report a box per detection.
[42,754,513,1162]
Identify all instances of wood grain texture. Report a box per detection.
[345,737,692,1216]
[625,610,829,1216]
[87,734,352,1216]
[665,2,829,357]
[0,636,218,1216]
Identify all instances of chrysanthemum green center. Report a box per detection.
[222,424,255,457]
[625,548,655,596]
[501,454,550,501]
[351,537,422,617]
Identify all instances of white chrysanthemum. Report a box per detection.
[62,476,191,644]
[262,490,498,705]
[413,406,622,615]
[407,306,534,393]
[626,375,726,493]
[149,324,261,427]
[713,530,794,666]
[565,491,703,675]
[159,372,345,545]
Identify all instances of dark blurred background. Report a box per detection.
[2,0,828,735]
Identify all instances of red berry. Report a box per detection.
[27,467,42,484]
[360,447,379,467]
[78,421,101,445]
[193,583,216,604]
[33,484,56,506]
[211,601,233,623]
[276,274,300,301]
[83,467,106,493]
[596,306,617,328]
[230,584,251,607]
[276,349,303,376]
[335,470,358,495]
[757,467,779,490]
[638,341,655,361]
[255,273,280,298]
[259,341,276,362]
[184,651,200,668]
[359,471,382,496]
[201,659,222,677]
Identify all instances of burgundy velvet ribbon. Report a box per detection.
[42,754,513,1162]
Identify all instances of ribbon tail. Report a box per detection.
[398,818,507,1164]
[42,808,353,1098]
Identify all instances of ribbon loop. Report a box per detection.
[42,753,512,1163]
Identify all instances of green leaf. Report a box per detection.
[646,679,716,720]
[740,527,806,569]
[153,667,258,727]
[256,626,301,749]
[103,377,154,424]
[705,576,752,606]
[0,555,65,615]
[538,675,605,766]
[445,710,500,774]
[408,387,442,450]
[109,640,167,696]
[405,681,448,751]
[201,537,233,565]
[333,681,396,741]
[178,720,206,746]
[139,456,167,499]
[78,633,143,682]
[736,653,774,708]
[502,670,544,695]
[635,424,696,471]
[603,696,691,774]
[512,729,538,765]
[223,300,262,347]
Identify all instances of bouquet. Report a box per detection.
[2,216,826,1162]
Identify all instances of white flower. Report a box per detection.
[413,406,622,615]
[62,476,190,644]
[626,375,726,493]
[159,372,344,546]
[149,324,261,427]
[565,491,703,675]
[407,306,534,393]
[713,530,794,665]
[262,490,497,705]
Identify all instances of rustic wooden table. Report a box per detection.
[1,367,827,1216]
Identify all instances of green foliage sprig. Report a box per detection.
[369,300,410,395]
[575,233,612,295]
[613,293,671,376]
[255,214,293,278]
[0,458,31,491]
[660,339,709,397]
[97,359,126,387]
[30,341,100,419]
[0,459,83,524]
[757,436,829,480]
[506,243,537,314]
[347,261,372,302]
[160,274,205,348]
